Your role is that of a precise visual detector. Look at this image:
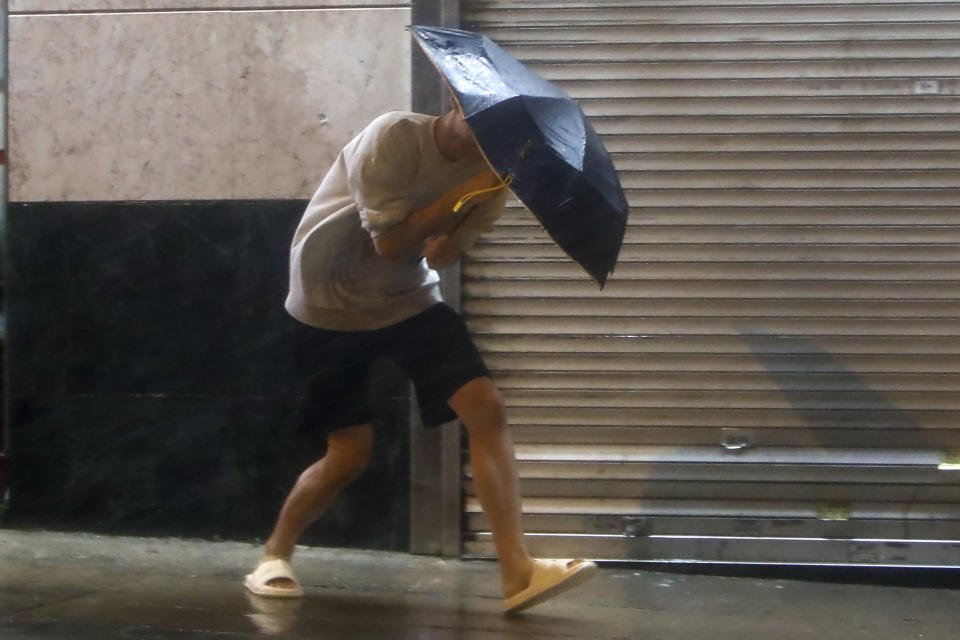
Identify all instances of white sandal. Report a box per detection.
[244,558,305,598]
[504,558,598,613]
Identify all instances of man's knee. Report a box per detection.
[450,377,508,435]
[322,424,374,486]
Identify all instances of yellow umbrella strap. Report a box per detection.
[452,174,513,214]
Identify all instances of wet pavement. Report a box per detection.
[0,529,957,639]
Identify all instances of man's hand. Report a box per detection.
[372,170,503,262]
[422,235,462,269]
[457,170,502,201]
[429,170,504,232]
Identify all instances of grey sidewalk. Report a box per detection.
[0,529,957,639]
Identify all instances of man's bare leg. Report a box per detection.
[448,377,535,599]
[257,423,374,589]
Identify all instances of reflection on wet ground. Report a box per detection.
[1,530,957,639]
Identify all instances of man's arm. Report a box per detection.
[421,234,462,269]
[372,171,501,261]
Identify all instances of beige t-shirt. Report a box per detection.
[285,111,506,331]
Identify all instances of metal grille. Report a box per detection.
[460,0,960,565]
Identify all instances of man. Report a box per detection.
[244,101,597,613]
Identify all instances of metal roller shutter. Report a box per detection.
[460,0,960,565]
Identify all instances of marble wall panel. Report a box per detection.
[9,7,412,201]
[11,1,407,12]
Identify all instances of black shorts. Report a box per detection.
[293,303,489,431]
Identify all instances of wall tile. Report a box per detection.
[8,392,410,547]
[7,201,304,396]
[9,8,412,201]
[6,201,412,547]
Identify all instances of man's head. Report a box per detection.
[435,93,482,161]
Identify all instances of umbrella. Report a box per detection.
[409,25,629,287]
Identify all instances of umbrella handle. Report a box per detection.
[452,174,513,214]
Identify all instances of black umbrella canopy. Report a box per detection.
[409,25,629,287]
